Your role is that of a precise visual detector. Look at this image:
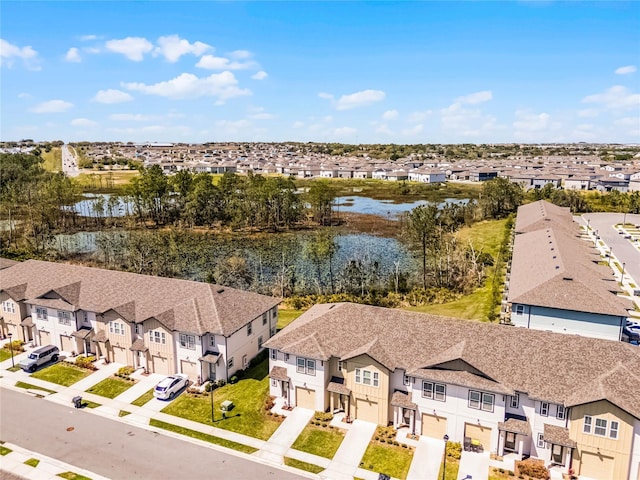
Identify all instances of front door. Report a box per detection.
[505,432,516,452]
[282,381,288,400]
[551,444,564,465]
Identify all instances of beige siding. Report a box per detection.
[570,400,633,480]
[101,311,133,366]
[296,386,316,409]
[144,318,174,375]
[345,354,389,425]
[1,293,26,340]
[422,414,447,439]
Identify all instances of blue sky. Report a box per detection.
[1,1,639,144]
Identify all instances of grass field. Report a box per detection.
[85,377,135,399]
[15,381,56,394]
[41,147,62,172]
[31,363,91,387]
[283,457,325,474]
[291,423,345,458]
[438,458,461,480]
[277,308,305,330]
[360,442,414,479]
[407,218,508,321]
[75,170,140,193]
[0,349,14,362]
[131,388,155,407]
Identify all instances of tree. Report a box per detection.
[404,203,440,289]
[214,255,254,290]
[307,180,335,226]
[304,230,338,294]
[479,178,524,219]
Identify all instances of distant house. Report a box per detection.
[563,177,591,190]
[0,260,280,383]
[469,169,498,182]
[408,169,447,184]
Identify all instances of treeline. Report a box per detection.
[527,183,640,213]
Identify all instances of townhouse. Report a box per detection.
[506,201,632,341]
[0,260,280,383]
[264,302,640,480]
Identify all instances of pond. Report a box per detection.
[335,196,469,217]
[68,194,133,218]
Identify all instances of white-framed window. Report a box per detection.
[422,381,446,401]
[296,357,316,375]
[583,415,592,434]
[243,355,248,368]
[355,368,361,383]
[515,304,524,315]
[363,370,372,385]
[210,335,216,347]
[355,368,379,387]
[540,402,549,416]
[556,405,565,420]
[297,357,305,373]
[228,357,234,368]
[179,334,196,350]
[151,330,166,344]
[270,349,277,360]
[284,353,289,361]
[469,390,494,412]
[338,360,345,370]
[247,322,252,336]
[109,320,124,334]
[83,311,89,323]
[307,359,316,375]
[262,313,267,325]
[58,310,73,327]
[510,394,519,409]
[594,418,607,436]
[35,307,47,320]
[403,375,411,386]
[270,327,277,336]
[134,323,142,335]
[609,421,619,440]
[271,379,277,387]
[2,301,15,314]
[537,433,546,449]
[271,306,277,317]
[258,336,263,348]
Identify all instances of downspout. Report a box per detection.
[224,335,229,382]
[527,305,531,329]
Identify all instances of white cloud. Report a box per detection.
[407,110,432,122]
[92,89,134,104]
[292,121,304,129]
[249,112,274,120]
[382,109,398,120]
[582,85,640,111]
[513,110,551,132]
[109,113,155,121]
[153,35,211,62]
[333,127,357,137]
[29,99,73,113]
[196,54,254,70]
[455,90,493,105]
[318,92,334,100]
[577,108,599,118]
[614,117,639,127]
[80,35,98,41]
[441,99,501,138]
[335,90,385,110]
[17,92,33,99]
[252,70,268,80]
[122,72,251,101]
[71,118,98,127]
[615,65,636,75]
[402,124,424,136]
[65,47,81,63]
[375,124,393,135]
[229,50,252,60]
[105,37,153,61]
[0,38,39,69]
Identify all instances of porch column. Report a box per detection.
[411,410,416,435]
[497,431,505,456]
[517,436,524,456]
[564,448,572,473]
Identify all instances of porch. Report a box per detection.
[391,390,418,436]
[327,376,351,418]
[543,424,576,475]
[498,417,531,458]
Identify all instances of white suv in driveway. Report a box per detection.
[153,374,189,400]
[19,345,59,372]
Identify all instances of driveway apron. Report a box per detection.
[256,406,314,464]
[321,419,377,480]
[458,450,490,480]
[407,436,445,480]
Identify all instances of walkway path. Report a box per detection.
[256,406,314,464]
[321,419,377,480]
[458,450,490,480]
[407,436,445,480]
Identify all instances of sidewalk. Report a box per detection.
[321,419,377,480]
[0,441,109,480]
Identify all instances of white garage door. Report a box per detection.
[296,386,316,409]
[152,355,170,375]
[112,345,128,365]
[180,360,197,380]
[421,413,447,439]
[356,397,379,423]
[580,451,614,480]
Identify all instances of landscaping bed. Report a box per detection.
[291,412,345,458]
[31,363,91,387]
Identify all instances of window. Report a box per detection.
[609,421,619,440]
[434,383,446,401]
[262,313,267,325]
[284,353,289,361]
[271,306,277,317]
[243,355,248,368]
[556,405,565,420]
[306,359,316,375]
[228,357,234,368]
[296,357,316,375]
[355,368,361,383]
[179,334,196,350]
[247,322,252,336]
[373,372,379,387]
[258,336,263,348]
[83,311,89,323]
[338,361,345,370]
[58,310,72,327]
[270,349,277,360]
[35,307,47,320]
[297,357,305,373]
[2,301,15,314]
[537,433,546,449]
[270,327,276,336]
[109,320,124,334]
[469,391,494,412]
[583,415,592,434]
[271,379,277,387]
[210,336,216,347]
[135,324,141,334]
[515,305,524,315]
[354,368,379,387]
[540,402,549,416]
[510,394,519,409]
[151,330,166,344]
[403,375,410,386]
[594,418,607,436]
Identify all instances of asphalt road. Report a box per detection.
[61,144,79,177]
[0,388,303,480]
[580,212,640,286]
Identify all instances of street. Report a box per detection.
[61,144,79,177]
[0,388,304,480]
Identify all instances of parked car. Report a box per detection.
[19,345,59,372]
[622,326,640,343]
[153,374,189,400]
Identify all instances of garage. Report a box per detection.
[421,413,447,439]
[39,331,51,345]
[111,345,128,365]
[465,423,492,451]
[579,451,614,480]
[296,386,316,409]
[180,359,198,380]
[60,335,75,354]
[152,355,170,375]
[356,397,379,423]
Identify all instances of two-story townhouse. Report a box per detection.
[264,302,640,480]
[0,260,280,382]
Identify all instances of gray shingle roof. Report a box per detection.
[264,302,640,419]
[1,260,280,337]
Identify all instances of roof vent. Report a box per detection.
[555,266,560,269]
[217,288,225,294]
[562,276,573,281]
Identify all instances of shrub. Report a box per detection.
[402,444,407,448]
[313,411,334,422]
[517,459,549,479]
[3,340,25,352]
[75,355,97,370]
[229,376,238,384]
[117,366,134,377]
[446,441,462,460]
[215,379,226,388]
[264,396,275,410]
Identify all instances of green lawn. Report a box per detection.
[85,377,135,399]
[149,419,257,454]
[360,442,414,480]
[41,147,62,172]
[131,388,155,406]
[0,349,14,362]
[291,423,345,458]
[0,445,12,456]
[7,365,21,372]
[24,458,40,467]
[118,410,131,417]
[277,308,305,330]
[283,457,324,474]
[161,358,282,440]
[82,400,101,409]
[31,363,91,387]
[57,472,92,480]
[15,381,56,394]
[438,458,461,480]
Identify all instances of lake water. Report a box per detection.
[334,196,468,217]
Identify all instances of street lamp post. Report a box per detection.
[210,380,215,423]
[7,332,14,368]
[442,434,449,480]
[608,248,613,267]
[621,262,626,284]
